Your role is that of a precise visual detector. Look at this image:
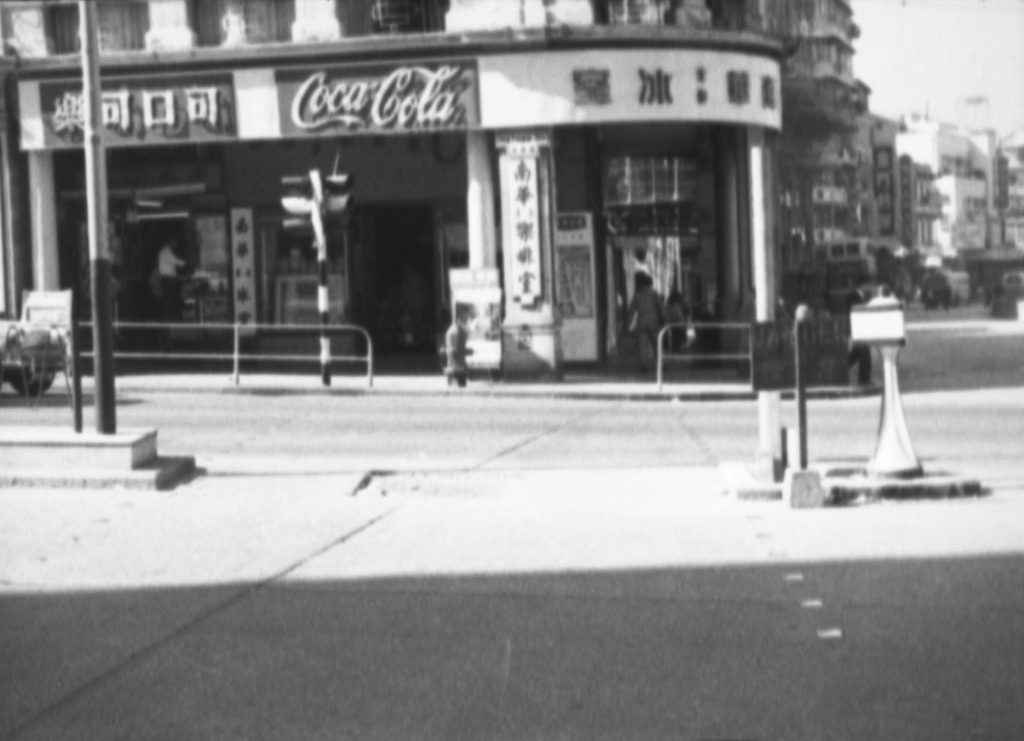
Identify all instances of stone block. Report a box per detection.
[785,468,826,508]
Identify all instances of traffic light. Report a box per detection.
[280,170,354,229]
[280,174,316,217]
[322,173,354,216]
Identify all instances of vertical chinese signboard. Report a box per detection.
[555,212,598,362]
[497,131,549,309]
[230,208,257,336]
[899,155,915,248]
[873,145,895,237]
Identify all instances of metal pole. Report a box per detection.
[80,1,116,434]
[794,305,809,471]
[232,321,240,386]
[71,317,83,432]
[308,170,331,387]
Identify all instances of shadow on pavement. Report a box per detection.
[3,554,1024,741]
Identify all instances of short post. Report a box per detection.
[656,327,664,391]
[232,321,240,386]
[794,304,810,470]
[72,317,83,433]
[783,304,827,507]
[850,297,922,478]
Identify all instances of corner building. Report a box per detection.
[1,0,783,377]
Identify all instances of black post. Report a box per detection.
[72,317,83,433]
[80,1,116,433]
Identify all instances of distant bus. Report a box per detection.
[811,239,891,312]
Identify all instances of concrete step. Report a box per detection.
[0,427,157,470]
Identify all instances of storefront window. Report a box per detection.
[604,154,705,329]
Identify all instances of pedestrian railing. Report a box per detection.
[77,321,374,387]
[655,321,753,391]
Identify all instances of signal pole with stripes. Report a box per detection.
[280,168,354,387]
[307,170,331,386]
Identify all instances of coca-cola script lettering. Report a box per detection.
[290,64,473,133]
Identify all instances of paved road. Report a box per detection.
[2,314,1023,739]
[3,471,1024,740]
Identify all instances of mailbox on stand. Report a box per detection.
[850,298,923,478]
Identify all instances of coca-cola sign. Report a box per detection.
[278,60,478,136]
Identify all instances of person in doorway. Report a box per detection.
[443,305,473,388]
[628,271,665,373]
[153,239,188,322]
[399,264,429,348]
[663,289,683,353]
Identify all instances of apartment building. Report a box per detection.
[766,0,868,263]
[0,0,784,376]
[896,113,998,258]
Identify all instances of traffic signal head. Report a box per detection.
[281,174,315,216]
[322,173,354,216]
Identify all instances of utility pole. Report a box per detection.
[81,1,116,433]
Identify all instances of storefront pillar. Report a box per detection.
[496,130,562,379]
[749,126,782,480]
[466,130,497,269]
[714,128,743,320]
[28,151,59,291]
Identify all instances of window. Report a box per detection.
[605,155,697,206]
[606,0,672,26]
[369,0,427,33]
[48,2,149,53]
[193,0,295,46]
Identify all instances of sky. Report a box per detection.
[850,0,1024,138]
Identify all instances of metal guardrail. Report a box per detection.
[655,321,753,391]
[78,321,375,387]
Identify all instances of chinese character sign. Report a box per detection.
[42,75,236,148]
[504,156,541,307]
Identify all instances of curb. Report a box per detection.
[95,379,880,403]
[0,456,198,491]
[720,461,987,507]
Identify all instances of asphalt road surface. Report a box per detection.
[2,311,1023,740]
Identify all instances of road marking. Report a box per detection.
[801,598,824,609]
[784,572,804,582]
[817,627,843,640]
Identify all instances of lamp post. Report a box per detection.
[80,0,116,433]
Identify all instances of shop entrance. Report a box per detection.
[124,215,193,322]
[358,204,438,358]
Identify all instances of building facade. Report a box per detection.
[766,0,872,269]
[0,0,784,377]
[895,113,999,259]
[998,129,1024,250]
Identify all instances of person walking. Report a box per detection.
[627,271,664,373]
